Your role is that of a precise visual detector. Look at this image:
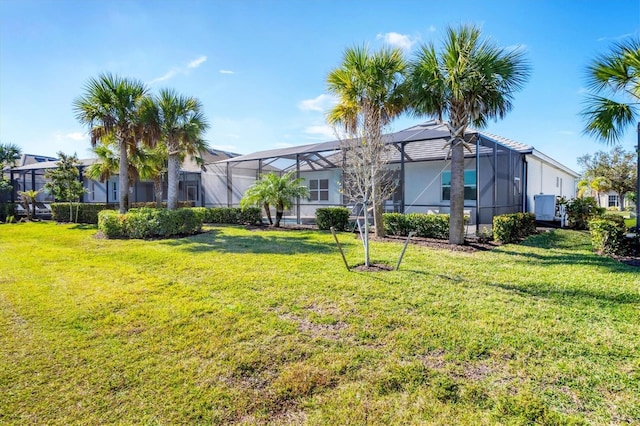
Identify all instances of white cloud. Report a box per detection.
[376,32,418,50]
[298,94,338,112]
[148,69,179,84]
[188,55,207,69]
[597,33,633,42]
[219,69,235,74]
[275,142,294,148]
[559,130,575,135]
[577,87,588,94]
[148,55,207,84]
[65,132,85,141]
[304,124,335,139]
[428,25,436,33]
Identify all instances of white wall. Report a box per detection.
[298,169,342,218]
[526,154,577,213]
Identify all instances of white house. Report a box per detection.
[204,121,580,226]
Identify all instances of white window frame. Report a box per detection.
[308,179,329,202]
[441,170,477,201]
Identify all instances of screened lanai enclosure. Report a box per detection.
[7,159,203,206]
[202,121,534,227]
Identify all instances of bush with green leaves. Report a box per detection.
[315,207,350,231]
[203,207,262,225]
[98,208,203,239]
[52,203,118,224]
[0,203,15,222]
[383,213,452,239]
[493,213,536,243]
[588,217,628,255]
[564,197,605,230]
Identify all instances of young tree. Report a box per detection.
[327,44,406,237]
[406,25,530,244]
[44,152,86,222]
[578,147,637,210]
[240,172,308,227]
[74,73,149,213]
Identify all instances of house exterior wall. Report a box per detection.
[298,169,343,218]
[202,163,257,208]
[525,154,577,214]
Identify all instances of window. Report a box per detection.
[309,179,329,201]
[442,170,477,201]
[608,195,619,208]
[90,181,95,201]
[112,181,117,201]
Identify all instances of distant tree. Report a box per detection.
[578,147,637,210]
[44,152,86,222]
[327,44,407,238]
[74,73,149,213]
[240,172,309,227]
[0,142,22,195]
[590,176,611,207]
[406,25,530,244]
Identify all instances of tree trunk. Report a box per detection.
[263,202,273,225]
[154,177,163,208]
[449,140,466,245]
[274,203,283,227]
[167,151,180,210]
[373,202,384,237]
[118,136,129,213]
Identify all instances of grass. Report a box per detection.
[1,222,638,425]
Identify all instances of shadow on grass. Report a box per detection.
[485,281,640,306]
[161,229,337,255]
[496,230,635,272]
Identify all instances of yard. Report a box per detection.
[1,222,638,425]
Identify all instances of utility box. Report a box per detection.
[534,194,556,221]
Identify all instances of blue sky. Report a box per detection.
[1,0,638,172]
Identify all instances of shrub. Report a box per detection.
[131,201,193,208]
[564,197,604,230]
[98,208,203,239]
[493,213,536,243]
[98,210,127,238]
[316,207,350,231]
[383,213,452,239]
[589,217,627,256]
[0,203,15,222]
[52,203,118,224]
[202,207,262,225]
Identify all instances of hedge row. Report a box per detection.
[315,207,350,231]
[197,207,262,225]
[492,213,536,243]
[383,212,451,239]
[98,208,203,239]
[52,203,117,223]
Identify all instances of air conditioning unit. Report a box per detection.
[534,194,556,221]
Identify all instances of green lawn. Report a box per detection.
[1,222,638,425]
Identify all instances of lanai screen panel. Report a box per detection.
[476,136,524,224]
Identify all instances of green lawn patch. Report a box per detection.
[1,223,638,424]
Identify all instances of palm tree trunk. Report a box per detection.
[274,203,283,227]
[167,151,180,210]
[263,202,273,225]
[449,140,466,245]
[118,135,129,214]
[154,177,163,208]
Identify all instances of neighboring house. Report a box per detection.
[204,121,580,226]
[7,149,237,207]
[597,190,633,210]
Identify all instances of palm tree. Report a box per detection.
[407,25,530,245]
[590,176,611,207]
[0,143,22,195]
[240,174,275,225]
[240,172,309,227]
[149,89,209,210]
[73,73,149,213]
[582,38,640,144]
[327,44,407,237]
[18,189,40,220]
